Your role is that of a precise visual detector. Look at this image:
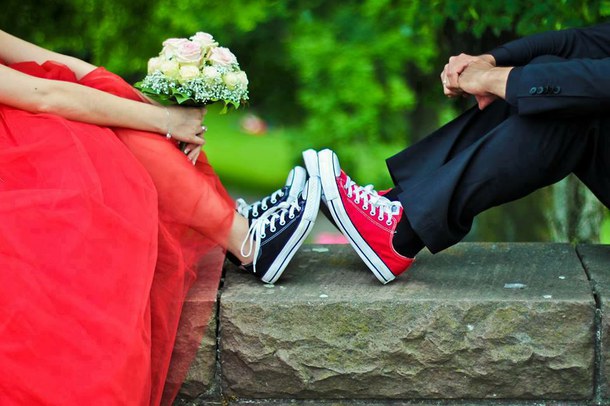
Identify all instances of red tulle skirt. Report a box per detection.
[0,61,234,405]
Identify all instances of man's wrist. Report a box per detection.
[484,66,512,99]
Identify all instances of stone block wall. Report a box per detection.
[179,243,610,405]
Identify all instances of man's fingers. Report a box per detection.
[475,94,496,110]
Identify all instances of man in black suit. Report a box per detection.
[314,23,610,283]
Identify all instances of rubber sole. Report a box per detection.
[302,149,319,176]
[318,149,396,284]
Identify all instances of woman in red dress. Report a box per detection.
[0,30,319,405]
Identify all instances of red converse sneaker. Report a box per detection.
[318,149,413,283]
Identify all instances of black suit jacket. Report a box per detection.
[488,23,610,115]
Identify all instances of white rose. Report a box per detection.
[222,72,240,90]
[147,56,164,74]
[209,47,238,67]
[161,38,190,59]
[236,70,249,87]
[190,32,218,52]
[175,41,203,65]
[202,66,221,83]
[178,65,201,83]
[160,59,180,79]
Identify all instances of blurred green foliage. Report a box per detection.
[3,0,605,176]
[2,0,608,242]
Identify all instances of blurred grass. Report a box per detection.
[203,106,295,194]
[203,106,402,194]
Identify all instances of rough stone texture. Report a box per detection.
[221,400,591,406]
[576,244,610,400]
[220,243,595,400]
[175,397,593,406]
[179,303,218,398]
[177,279,220,399]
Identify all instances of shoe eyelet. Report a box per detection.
[280,220,286,226]
[270,227,276,232]
[253,210,259,217]
[271,199,277,204]
[261,232,266,238]
[289,214,295,219]
[262,204,268,210]
[362,204,368,210]
[370,210,376,216]
[386,220,392,226]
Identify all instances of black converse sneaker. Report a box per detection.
[302,149,321,195]
[236,166,307,221]
[240,176,321,284]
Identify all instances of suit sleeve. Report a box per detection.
[489,23,610,66]
[505,57,610,115]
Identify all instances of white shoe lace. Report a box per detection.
[240,199,301,274]
[343,176,401,226]
[236,187,286,218]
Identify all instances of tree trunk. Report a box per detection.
[548,175,605,243]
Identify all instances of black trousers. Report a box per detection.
[386,100,610,253]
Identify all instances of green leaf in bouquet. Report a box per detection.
[133,81,173,105]
[218,99,245,114]
[174,93,194,104]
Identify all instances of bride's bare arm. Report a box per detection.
[0,30,97,79]
[0,29,207,162]
[0,64,206,147]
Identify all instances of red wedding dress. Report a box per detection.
[0,61,235,405]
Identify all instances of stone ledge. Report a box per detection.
[177,400,599,406]
[180,243,610,404]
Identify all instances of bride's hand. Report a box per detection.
[165,106,207,146]
[182,141,204,165]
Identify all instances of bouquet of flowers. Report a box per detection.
[136,32,249,112]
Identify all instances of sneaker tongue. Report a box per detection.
[286,168,295,186]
